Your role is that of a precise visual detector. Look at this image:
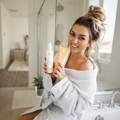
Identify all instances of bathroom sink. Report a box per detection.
[83,104,120,120]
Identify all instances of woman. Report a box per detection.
[19,5,105,120]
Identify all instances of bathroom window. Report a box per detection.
[89,0,118,63]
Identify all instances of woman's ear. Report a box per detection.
[91,40,95,46]
[88,40,95,48]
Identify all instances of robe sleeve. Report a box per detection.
[48,76,95,115]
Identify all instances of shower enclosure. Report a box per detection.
[36,0,56,75]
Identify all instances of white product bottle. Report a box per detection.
[46,42,53,73]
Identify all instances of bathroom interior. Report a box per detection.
[0,0,120,119]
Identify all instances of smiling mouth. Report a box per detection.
[71,45,79,48]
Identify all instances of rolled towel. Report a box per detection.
[54,45,70,67]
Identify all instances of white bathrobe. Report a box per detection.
[22,57,98,120]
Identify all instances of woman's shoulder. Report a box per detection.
[80,57,96,70]
[80,58,94,71]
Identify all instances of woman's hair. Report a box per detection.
[71,5,106,57]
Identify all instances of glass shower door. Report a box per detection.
[37,0,56,75]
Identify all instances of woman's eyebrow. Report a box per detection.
[70,30,87,37]
[79,34,86,37]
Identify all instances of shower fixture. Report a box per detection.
[56,2,64,12]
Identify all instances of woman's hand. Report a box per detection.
[43,57,52,76]
[43,57,66,82]
[52,62,66,82]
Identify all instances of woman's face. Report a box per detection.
[68,24,92,54]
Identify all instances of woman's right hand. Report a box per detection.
[43,58,57,85]
[43,58,57,79]
[43,58,65,84]
[43,57,54,77]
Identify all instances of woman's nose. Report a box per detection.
[73,37,79,43]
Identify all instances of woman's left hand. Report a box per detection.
[52,62,66,82]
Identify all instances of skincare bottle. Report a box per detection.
[46,42,53,73]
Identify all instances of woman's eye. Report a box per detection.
[79,37,85,40]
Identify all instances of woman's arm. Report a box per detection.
[48,76,93,115]
[40,70,96,115]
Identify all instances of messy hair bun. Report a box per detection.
[87,5,105,23]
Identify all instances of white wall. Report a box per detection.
[0,2,3,68]
[8,16,28,49]
[0,2,10,68]
[0,5,3,68]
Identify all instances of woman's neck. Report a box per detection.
[70,52,87,60]
[65,52,88,69]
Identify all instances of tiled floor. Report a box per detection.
[0,87,40,120]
